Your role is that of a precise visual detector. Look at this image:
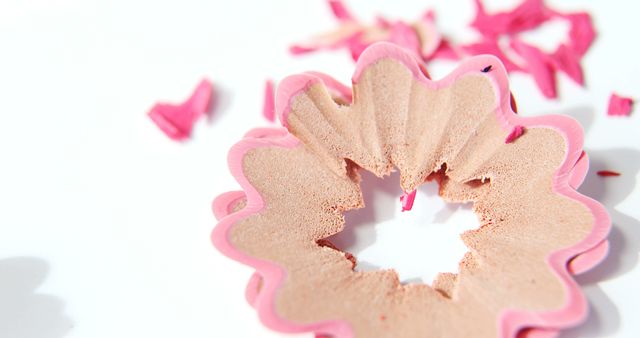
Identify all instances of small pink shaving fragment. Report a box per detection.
[597,170,621,177]
[607,93,634,117]
[400,189,417,212]
[471,0,550,38]
[466,0,596,98]
[549,44,584,85]
[505,125,526,144]
[510,40,557,99]
[289,45,316,55]
[147,78,213,141]
[262,79,276,122]
[564,13,596,57]
[328,0,354,22]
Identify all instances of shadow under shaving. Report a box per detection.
[546,105,639,337]
[206,83,233,125]
[0,257,72,338]
[576,148,640,283]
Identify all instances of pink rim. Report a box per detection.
[213,42,610,337]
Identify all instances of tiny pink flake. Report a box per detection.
[400,189,417,212]
[328,0,355,22]
[607,93,634,117]
[597,170,621,177]
[289,45,315,55]
[147,78,213,141]
[505,125,526,144]
[263,79,276,122]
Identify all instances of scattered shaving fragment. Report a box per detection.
[400,189,417,212]
[563,13,596,57]
[292,0,596,99]
[607,93,634,117]
[471,0,551,38]
[510,39,557,99]
[467,0,596,98]
[262,79,276,122]
[596,170,621,177]
[328,0,355,22]
[549,43,584,85]
[505,125,526,144]
[290,0,442,61]
[147,78,213,141]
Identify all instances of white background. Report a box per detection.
[0,0,639,337]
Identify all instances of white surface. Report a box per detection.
[0,0,639,337]
[330,171,479,285]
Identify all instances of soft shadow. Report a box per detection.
[432,202,474,224]
[577,148,640,283]
[556,105,595,134]
[558,285,621,338]
[207,83,233,124]
[0,257,72,338]
[328,170,400,250]
[558,147,640,337]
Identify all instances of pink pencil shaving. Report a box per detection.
[262,79,276,122]
[400,189,417,212]
[147,78,213,141]
[328,0,355,22]
[607,93,634,117]
[505,125,526,144]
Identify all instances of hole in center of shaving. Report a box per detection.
[326,170,480,285]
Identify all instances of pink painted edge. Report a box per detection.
[216,42,610,337]
[211,134,353,337]
[214,149,601,315]
[212,190,246,221]
[243,127,290,140]
[212,151,602,315]
[568,239,609,275]
[304,71,353,103]
[568,151,588,189]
